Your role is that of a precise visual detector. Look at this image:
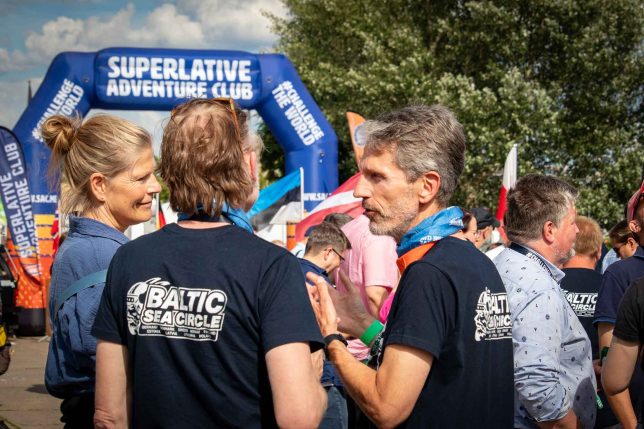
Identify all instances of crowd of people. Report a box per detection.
[41,98,644,429]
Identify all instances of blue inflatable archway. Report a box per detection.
[13,47,338,216]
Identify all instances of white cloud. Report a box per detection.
[1,1,285,73]
[177,0,286,51]
[0,0,285,133]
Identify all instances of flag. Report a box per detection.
[156,195,166,229]
[295,173,364,241]
[346,111,367,168]
[495,144,518,222]
[249,168,303,231]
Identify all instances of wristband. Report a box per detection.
[324,333,347,360]
[324,333,348,348]
[360,320,384,346]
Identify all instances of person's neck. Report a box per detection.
[177,220,230,229]
[82,207,125,233]
[303,254,329,273]
[521,240,558,266]
[562,254,596,270]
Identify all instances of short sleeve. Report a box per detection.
[91,252,127,345]
[614,279,644,344]
[259,253,323,353]
[362,235,398,289]
[384,262,455,359]
[594,270,622,325]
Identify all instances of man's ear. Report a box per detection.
[542,220,556,244]
[629,219,641,234]
[248,151,258,183]
[244,150,259,182]
[593,246,603,263]
[89,173,108,203]
[417,171,441,204]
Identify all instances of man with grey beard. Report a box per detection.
[495,174,597,429]
[307,105,514,428]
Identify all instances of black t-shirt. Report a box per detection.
[378,237,514,428]
[614,276,644,346]
[561,268,601,359]
[92,224,323,429]
[614,276,644,420]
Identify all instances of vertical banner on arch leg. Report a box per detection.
[0,127,45,334]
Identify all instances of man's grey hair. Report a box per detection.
[505,174,579,243]
[361,105,466,206]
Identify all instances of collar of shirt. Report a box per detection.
[511,242,565,283]
[68,216,129,246]
[634,245,644,260]
[298,258,330,282]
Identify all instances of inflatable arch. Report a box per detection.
[2,47,338,333]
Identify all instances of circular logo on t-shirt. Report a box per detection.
[474,288,512,341]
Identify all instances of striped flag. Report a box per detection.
[156,195,166,229]
[495,144,518,222]
[249,169,303,231]
[295,173,364,241]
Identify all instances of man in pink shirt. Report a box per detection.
[335,214,399,361]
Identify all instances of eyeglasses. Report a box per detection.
[331,248,345,262]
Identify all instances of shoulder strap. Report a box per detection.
[55,269,108,314]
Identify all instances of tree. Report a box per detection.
[263,0,643,227]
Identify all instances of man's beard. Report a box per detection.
[366,201,417,243]
[555,245,575,267]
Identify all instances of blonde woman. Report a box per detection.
[43,114,160,428]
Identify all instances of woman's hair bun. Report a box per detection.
[41,114,81,155]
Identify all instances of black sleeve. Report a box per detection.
[258,252,324,353]
[614,277,644,344]
[91,250,127,345]
[384,262,455,359]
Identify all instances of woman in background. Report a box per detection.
[43,114,160,428]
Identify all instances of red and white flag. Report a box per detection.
[156,195,166,230]
[495,144,518,222]
[295,173,364,241]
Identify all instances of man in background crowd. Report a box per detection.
[495,174,597,429]
[298,222,351,429]
[595,180,644,428]
[334,213,398,427]
[471,207,500,251]
[561,215,618,427]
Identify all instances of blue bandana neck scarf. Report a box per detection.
[177,201,254,234]
[396,206,464,256]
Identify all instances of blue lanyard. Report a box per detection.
[509,242,555,281]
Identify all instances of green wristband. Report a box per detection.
[360,320,384,346]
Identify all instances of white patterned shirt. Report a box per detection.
[495,245,597,429]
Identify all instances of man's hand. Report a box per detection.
[306,272,340,336]
[307,271,375,339]
[333,271,375,337]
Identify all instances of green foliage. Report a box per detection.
[262,0,643,228]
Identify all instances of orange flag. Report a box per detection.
[346,111,366,169]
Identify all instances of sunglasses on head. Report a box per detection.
[173,97,242,145]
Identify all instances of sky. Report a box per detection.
[0,0,286,152]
